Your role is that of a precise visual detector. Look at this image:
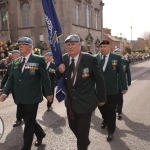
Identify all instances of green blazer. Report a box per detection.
[96,52,128,95]
[118,58,131,89]
[3,53,52,104]
[63,52,107,114]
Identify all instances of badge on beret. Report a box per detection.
[112,60,117,70]
[82,68,90,78]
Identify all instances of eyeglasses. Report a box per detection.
[18,43,30,46]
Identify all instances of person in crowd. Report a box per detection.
[95,40,128,141]
[58,34,106,150]
[0,37,53,150]
[0,50,24,127]
[113,48,131,119]
[1,50,22,127]
[43,51,58,111]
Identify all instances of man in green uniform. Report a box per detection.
[43,52,58,111]
[0,50,23,127]
[113,48,131,119]
[0,37,53,150]
[58,34,106,150]
[96,40,128,141]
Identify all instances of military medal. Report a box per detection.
[82,68,90,78]
[24,62,39,75]
[49,68,55,73]
[123,65,126,72]
[112,60,117,70]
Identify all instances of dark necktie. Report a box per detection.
[101,55,106,67]
[19,57,26,72]
[69,58,75,74]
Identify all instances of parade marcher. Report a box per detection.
[43,51,58,111]
[58,34,106,150]
[113,48,131,119]
[0,37,53,150]
[95,40,128,141]
[0,50,23,127]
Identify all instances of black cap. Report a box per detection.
[99,40,110,46]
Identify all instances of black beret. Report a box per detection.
[99,40,110,46]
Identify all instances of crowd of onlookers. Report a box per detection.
[124,51,150,64]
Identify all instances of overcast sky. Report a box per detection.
[103,0,150,40]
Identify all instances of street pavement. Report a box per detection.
[0,60,150,150]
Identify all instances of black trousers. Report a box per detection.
[98,95,117,134]
[67,109,91,150]
[21,103,45,150]
[16,104,23,121]
[44,86,55,108]
[116,90,123,114]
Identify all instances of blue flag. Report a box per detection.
[42,0,66,102]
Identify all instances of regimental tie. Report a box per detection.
[19,57,26,73]
[69,58,75,75]
[101,55,106,68]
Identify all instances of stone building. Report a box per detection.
[0,0,104,54]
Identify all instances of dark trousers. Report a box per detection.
[98,95,117,134]
[116,90,123,114]
[16,104,23,121]
[44,86,55,108]
[21,103,45,150]
[67,109,91,150]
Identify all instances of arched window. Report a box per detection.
[21,3,29,27]
[0,7,8,30]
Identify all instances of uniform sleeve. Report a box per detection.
[126,61,131,86]
[117,56,128,90]
[3,63,14,95]
[92,57,107,103]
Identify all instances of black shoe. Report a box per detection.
[118,113,122,120]
[34,133,46,146]
[107,133,113,141]
[101,121,107,129]
[47,107,52,111]
[13,120,22,127]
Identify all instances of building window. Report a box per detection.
[86,5,90,28]
[75,4,80,25]
[0,8,8,30]
[95,12,98,30]
[21,3,29,27]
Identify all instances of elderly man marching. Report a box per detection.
[0,37,53,150]
[58,34,106,150]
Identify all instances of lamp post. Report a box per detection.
[130,26,132,51]
[131,26,132,42]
